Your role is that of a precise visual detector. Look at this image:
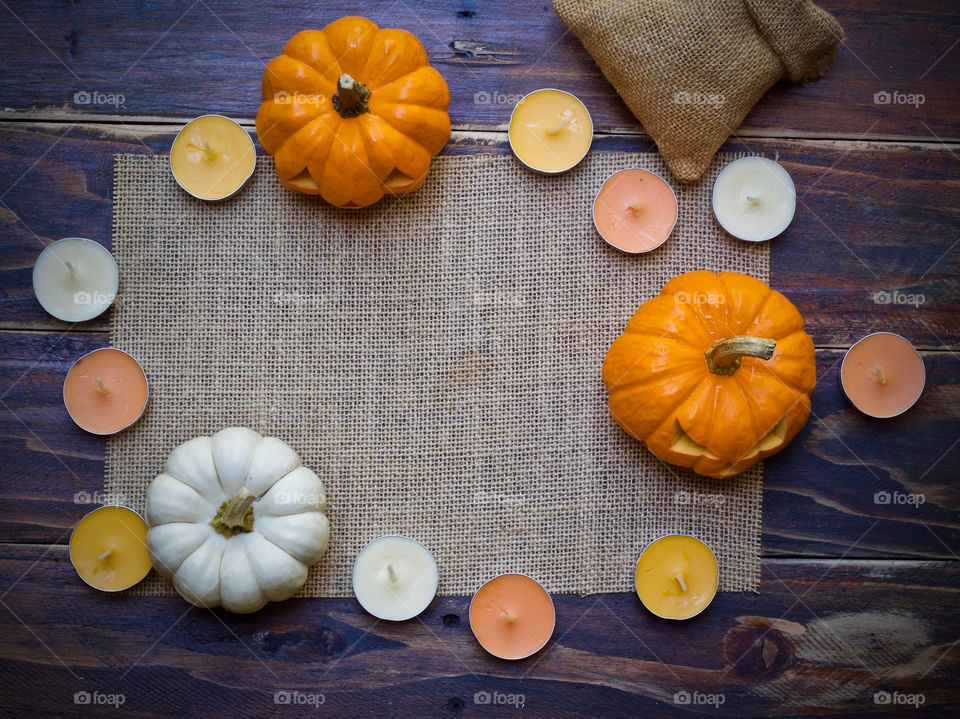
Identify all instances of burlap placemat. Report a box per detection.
[108,150,767,598]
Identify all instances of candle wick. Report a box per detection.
[386,563,397,584]
[500,612,515,623]
[546,118,569,136]
[95,376,110,395]
[875,364,887,385]
[97,549,112,561]
[675,573,687,592]
[627,203,643,213]
[64,260,78,278]
[745,194,760,204]
[187,140,219,161]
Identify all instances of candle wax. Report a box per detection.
[509,90,592,173]
[713,157,796,242]
[63,348,148,435]
[635,535,718,620]
[594,169,678,253]
[840,332,925,418]
[32,238,119,322]
[469,574,555,659]
[70,506,151,591]
[352,535,439,621]
[171,115,256,200]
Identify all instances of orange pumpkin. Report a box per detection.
[256,17,451,208]
[602,271,816,478]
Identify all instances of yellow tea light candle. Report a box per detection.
[712,157,796,242]
[635,535,718,620]
[69,506,151,591]
[32,238,118,322]
[352,535,439,621]
[170,114,256,201]
[508,89,593,174]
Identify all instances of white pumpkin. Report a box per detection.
[144,427,329,613]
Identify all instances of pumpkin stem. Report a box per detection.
[704,336,776,376]
[210,488,256,538]
[333,74,371,118]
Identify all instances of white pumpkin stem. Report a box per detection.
[704,336,776,376]
[211,488,256,537]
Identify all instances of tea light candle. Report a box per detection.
[352,535,439,621]
[469,573,555,659]
[70,506,151,591]
[63,348,149,435]
[593,168,678,253]
[32,238,119,322]
[712,157,796,242]
[170,114,256,200]
[635,535,718,620]
[840,332,925,418]
[508,89,592,174]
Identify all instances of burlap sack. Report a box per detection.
[553,0,843,181]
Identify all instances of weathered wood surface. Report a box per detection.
[1,125,958,347]
[0,1,957,141]
[1,330,957,558]
[0,549,956,718]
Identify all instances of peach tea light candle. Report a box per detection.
[635,535,718,620]
[508,89,592,174]
[352,535,439,621]
[593,169,678,253]
[840,332,925,418]
[469,573,555,659]
[712,157,796,242]
[170,114,256,200]
[32,238,119,322]
[70,506,151,591]
[63,348,148,435]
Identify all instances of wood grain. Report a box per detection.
[1,125,957,347]
[0,1,957,141]
[0,548,956,718]
[1,330,956,558]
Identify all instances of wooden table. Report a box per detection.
[1,1,957,716]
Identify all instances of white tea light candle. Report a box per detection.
[352,535,439,621]
[32,238,119,322]
[712,157,796,242]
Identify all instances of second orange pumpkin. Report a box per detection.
[256,17,451,208]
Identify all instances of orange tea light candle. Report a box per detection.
[508,89,592,174]
[840,332,925,418]
[593,169,679,253]
[635,535,718,620]
[69,506,151,591]
[63,348,148,435]
[469,574,555,660]
[170,114,256,200]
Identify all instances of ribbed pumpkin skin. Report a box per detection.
[602,271,816,478]
[256,16,451,208]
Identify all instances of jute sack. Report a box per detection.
[553,0,843,181]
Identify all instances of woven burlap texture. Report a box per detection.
[108,151,767,598]
[553,0,842,181]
